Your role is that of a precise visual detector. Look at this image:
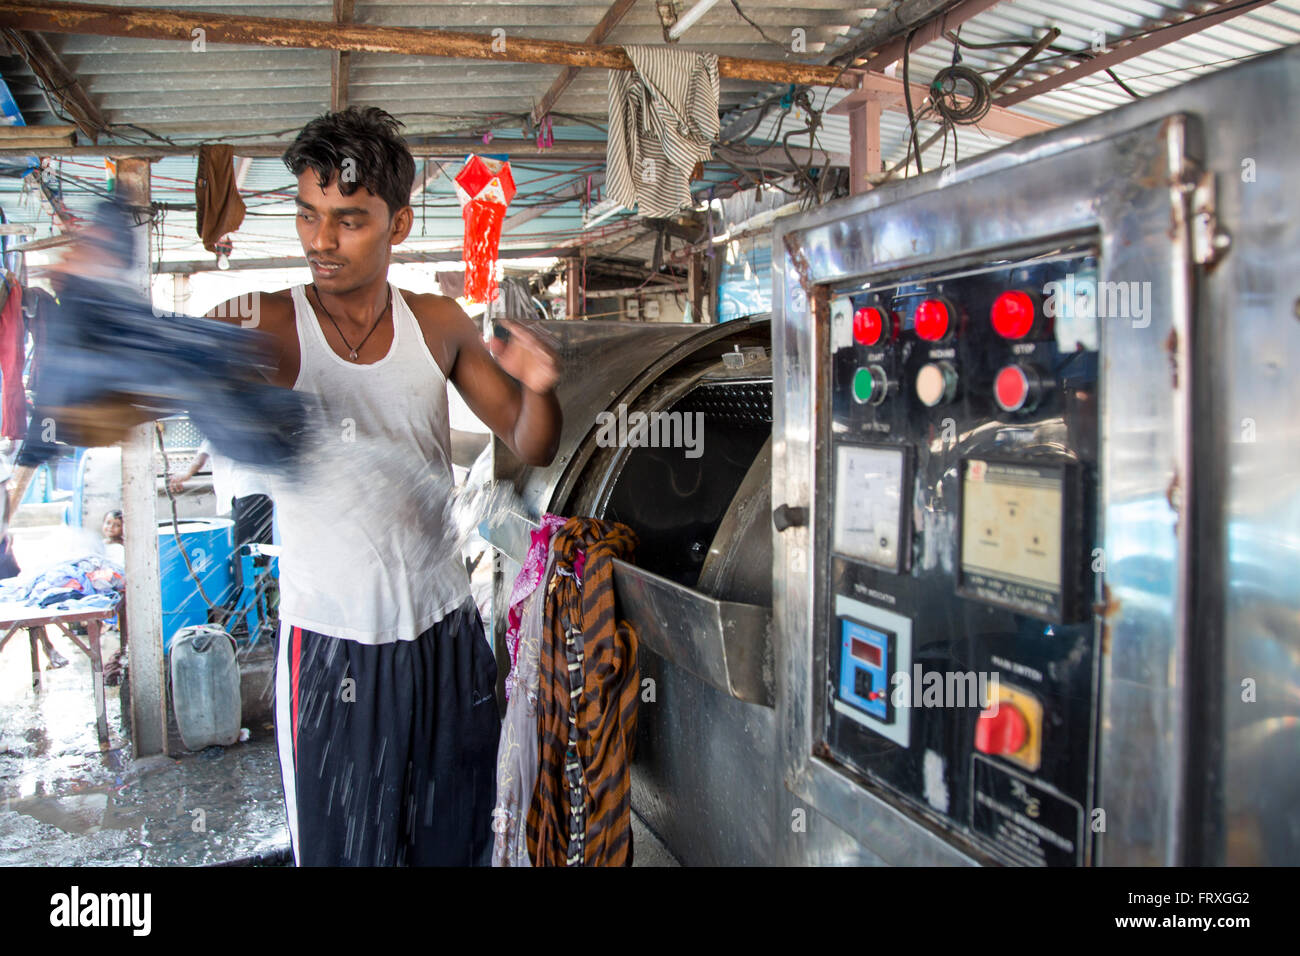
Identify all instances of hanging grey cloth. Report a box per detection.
[436,270,465,299]
[607,45,719,218]
[486,276,539,325]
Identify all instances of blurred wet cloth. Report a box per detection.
[22,198,309,469]
[30,272,308,469]
[493,513,566,867]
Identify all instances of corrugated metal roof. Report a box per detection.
[0,0,880,265]
[739,0,1300,177]
[2,0,883,131]
[0,0,1296,267]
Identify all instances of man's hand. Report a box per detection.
[489,320,560,394]
[430,300,563,467]
[168,476,186,494]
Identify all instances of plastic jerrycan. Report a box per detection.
[170,625,241,750]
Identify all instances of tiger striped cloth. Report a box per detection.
[526,517,640,866]
[607,44,719,218]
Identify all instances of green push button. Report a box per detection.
[852,367,873,403]
[852,365,888,405]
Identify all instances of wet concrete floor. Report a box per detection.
[0,624,291,866]
[0,528,675,867]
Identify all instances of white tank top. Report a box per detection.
[271,283,471,644]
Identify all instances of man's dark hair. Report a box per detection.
[282,106,415,217]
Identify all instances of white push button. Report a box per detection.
[916,361,957,407]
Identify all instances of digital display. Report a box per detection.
[837,610,900,732]
[832,445,907,571]
[960,459,1066,618]
[850,638,882,667]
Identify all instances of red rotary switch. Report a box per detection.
[974,703,1029,756]
[994,363,1042,413]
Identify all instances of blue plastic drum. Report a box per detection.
[158,518,235,652]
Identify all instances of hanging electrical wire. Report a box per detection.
[943,30,1142,100]
[884,25,1059,187]
[902,28,925,177]
[728,0,784,47]
[928,64,993,127]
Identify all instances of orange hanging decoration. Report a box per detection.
[454,154,517,304]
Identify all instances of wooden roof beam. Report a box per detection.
[530,0,639,127]
[0,141,618,159]
[856,0,1005,71]
[0,138,847,170]
[330,0,353,113]
[153,246,571,275]
[829,0,969,67]
[0,0,856,88]
[1,27,106,141]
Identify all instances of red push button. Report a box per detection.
[974,704,1029,756]
[853,306,885,346]
[991,290,1036,339]
[914,298,951,341]
[994,363,1041,413]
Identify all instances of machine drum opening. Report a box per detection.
[602,381,772,588]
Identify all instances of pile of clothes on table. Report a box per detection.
[0,554,124,612]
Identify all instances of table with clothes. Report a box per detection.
[0,554,127,748]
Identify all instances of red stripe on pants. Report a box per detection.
[291,626,301,767]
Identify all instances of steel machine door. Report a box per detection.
[775,115,1205,867]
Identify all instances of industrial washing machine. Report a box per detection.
[484,46,1300,866]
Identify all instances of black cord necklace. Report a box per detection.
[311,284,392,361]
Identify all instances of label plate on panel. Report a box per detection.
[970,755,1084,867]
[831,296,853,351]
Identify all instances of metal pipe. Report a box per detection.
[668,0,723,40]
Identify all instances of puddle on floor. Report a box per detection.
[0,540,499,867]
[0,618,290,866]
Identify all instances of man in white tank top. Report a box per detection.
[205,108,561,866]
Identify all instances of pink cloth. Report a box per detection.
[504,513,566,698]
[0,280,26,440]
